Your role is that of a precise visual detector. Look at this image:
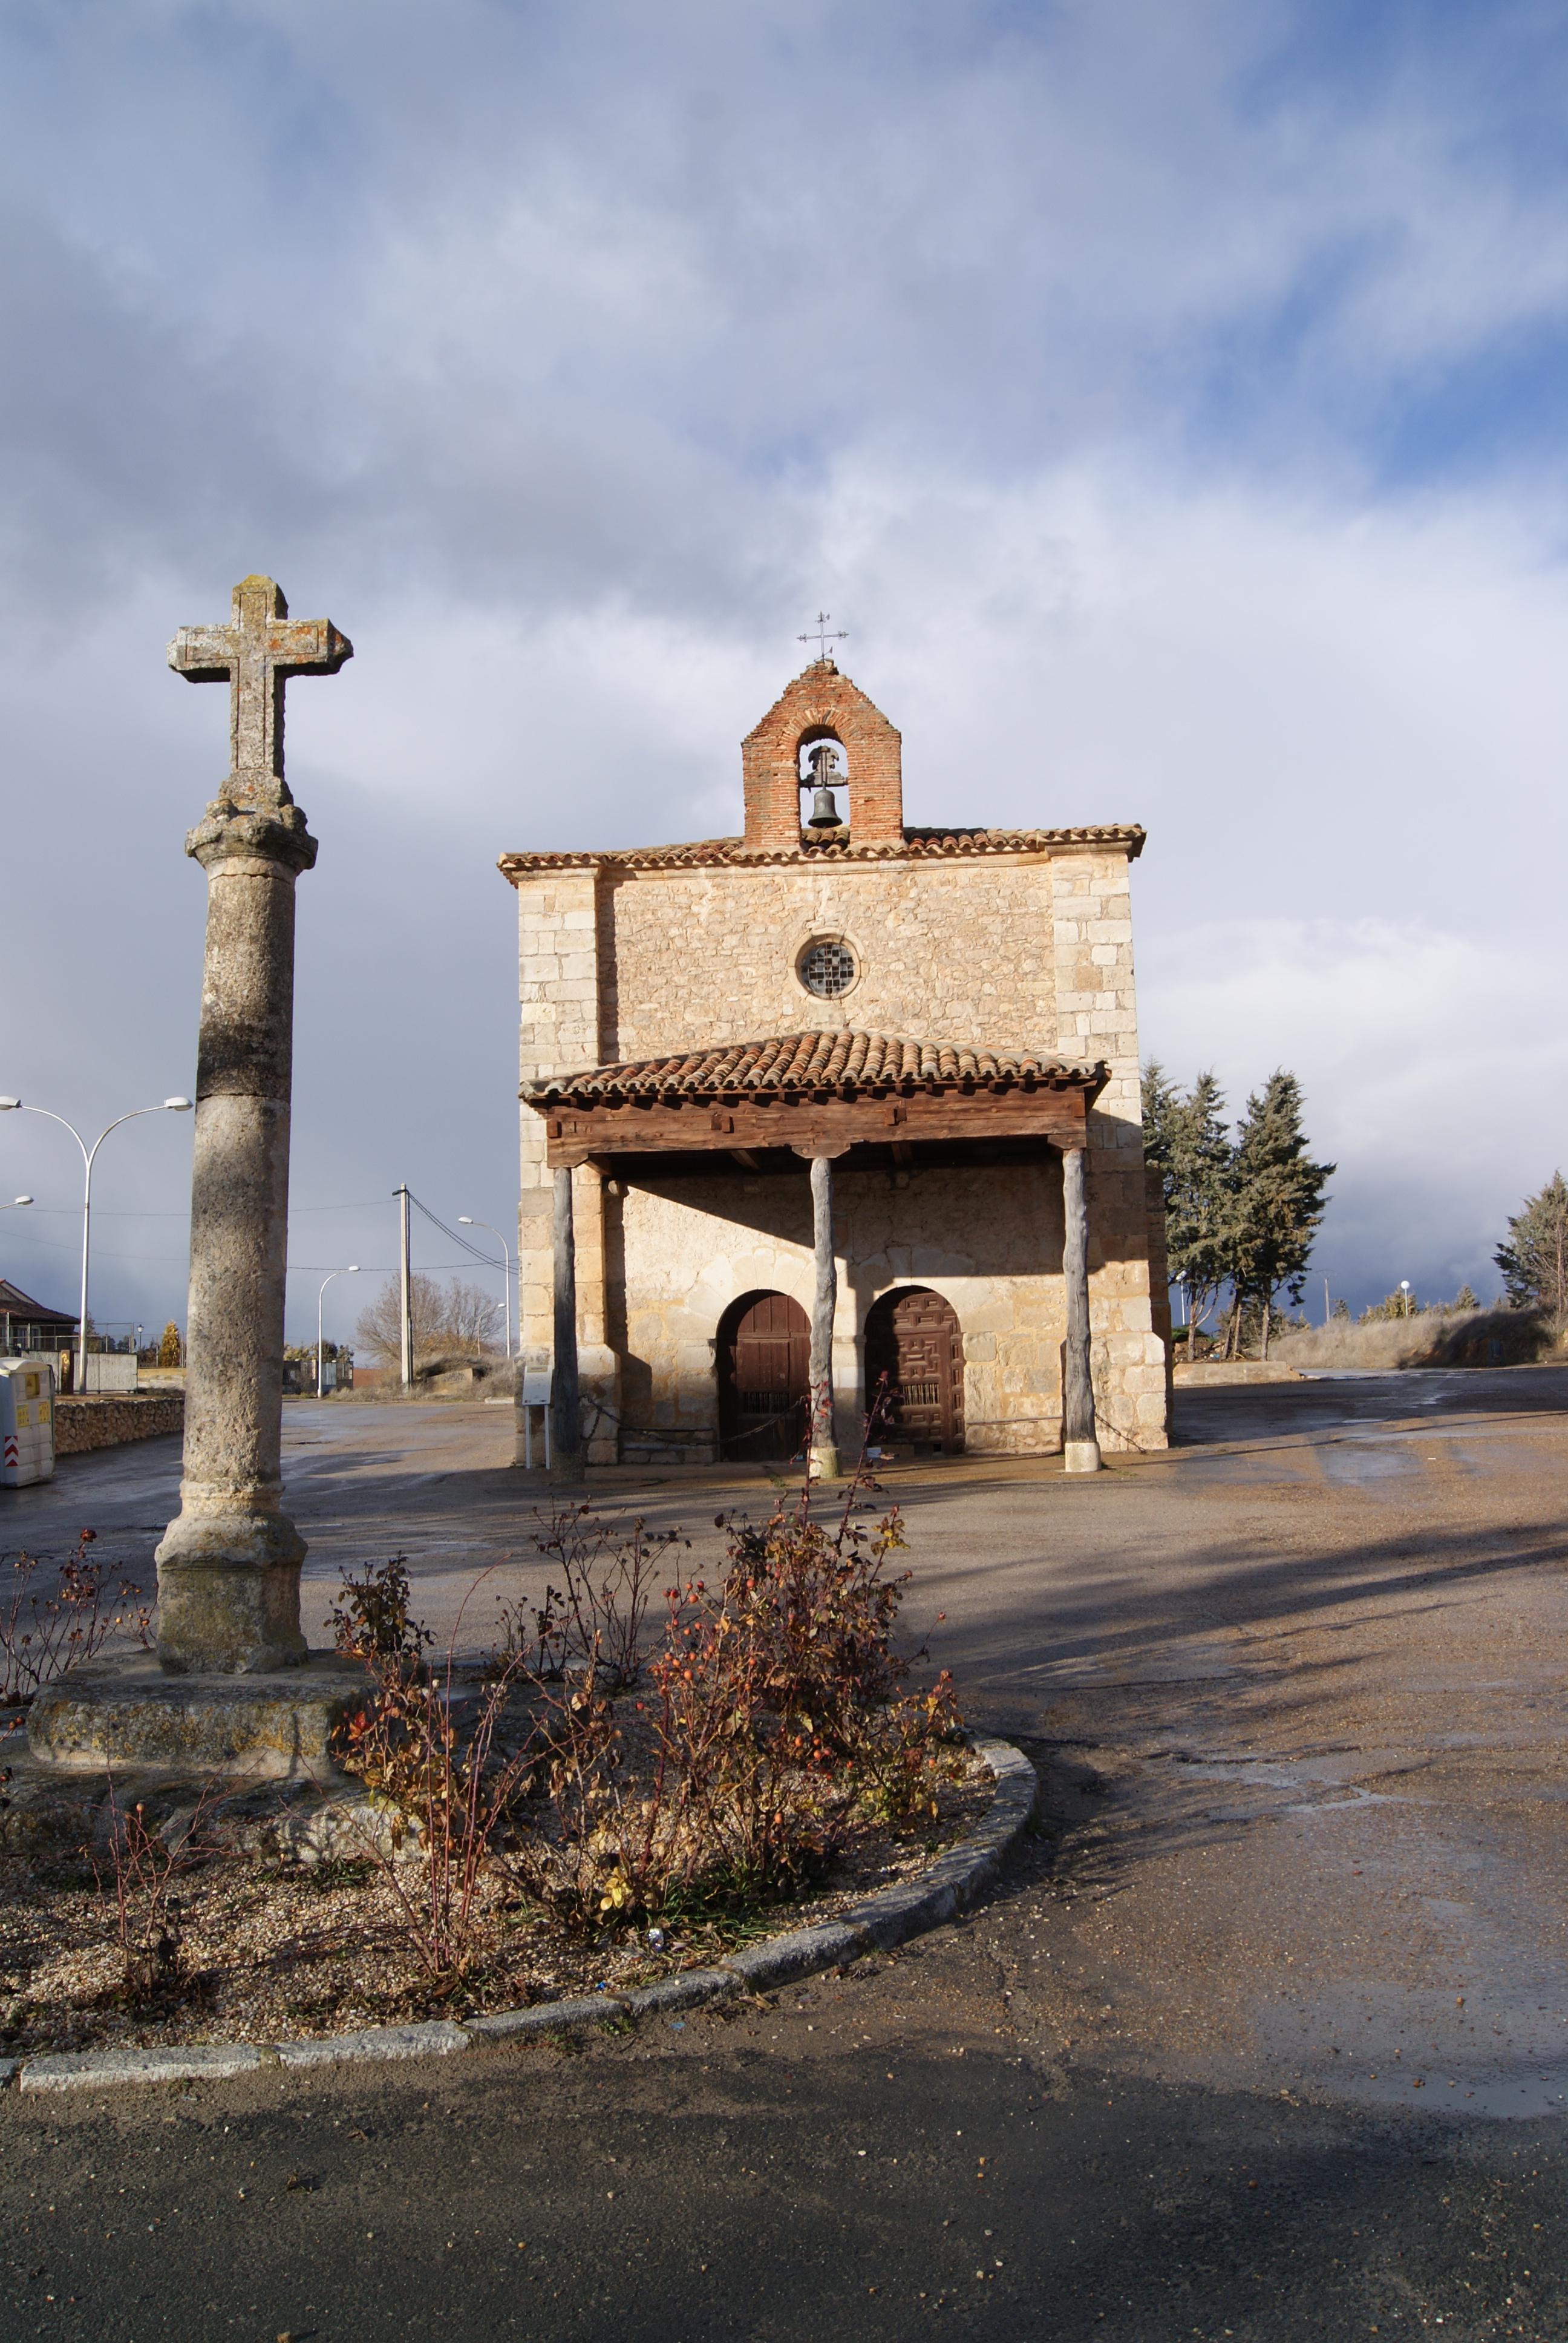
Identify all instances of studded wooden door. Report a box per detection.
[717,1291,811,1461]
[864,1286,965,1453]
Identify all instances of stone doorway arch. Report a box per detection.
[864,1286,965,1455]
[717,1291,811,1462]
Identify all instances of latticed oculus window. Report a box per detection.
[799,939,857,997]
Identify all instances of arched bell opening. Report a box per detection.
[797,728,848,830]
[716,1289,811,1462]
[864,1286,965,1455]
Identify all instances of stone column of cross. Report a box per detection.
[155,576,353,1676]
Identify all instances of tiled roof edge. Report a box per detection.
[524,1031,1108,1105]
[498,824,1144,879]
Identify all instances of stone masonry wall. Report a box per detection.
[55,1393,185,1454]
[601,857,1058,1063]
[515,872,618,1461]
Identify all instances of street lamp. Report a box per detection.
[2,1196,32,1209]
[1399,1279,1412,1318]
[317,1267,360,1399]
[457,1216,514,1357]
[0,1095,192,1388]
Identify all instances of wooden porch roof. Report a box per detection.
[525,1032,1106,1172]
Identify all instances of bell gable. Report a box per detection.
[740,659,903,850]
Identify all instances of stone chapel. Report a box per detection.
[500,657,1170,1473]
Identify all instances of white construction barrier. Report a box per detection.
[0,1357,56,1485]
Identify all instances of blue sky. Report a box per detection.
[1,0,1565,1342]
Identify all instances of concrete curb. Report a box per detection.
[4,1736,1036,2096]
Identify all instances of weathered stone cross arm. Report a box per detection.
[168,572,351,821]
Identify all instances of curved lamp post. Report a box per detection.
[457,1216,514,1357]
[317,1266,359,1399]
[2,1195,33,1209]
[0,1096,192,1386]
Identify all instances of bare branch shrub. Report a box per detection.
[492,1504,684,1693]
[332,1565,534,1987]
[1,1532,149,1712]
[89,1775,232,2003]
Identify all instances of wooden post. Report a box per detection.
[1061,1144,1101,1473]
[808,1153,840,1480]
[550,1164,583,1478]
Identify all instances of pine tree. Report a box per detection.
[1143,1061,1234,1361]
[156,1322,183,1368]
[1223,1072,1334,1358]
[1495,1173,1568,1318]
[1452,1283,1479,1312]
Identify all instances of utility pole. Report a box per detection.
[1324,1274,1330,1326]
[394,1184,414,1389]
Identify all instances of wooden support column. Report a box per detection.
[807,1151,841,1480]
[550,1164,583,1478]
[1060,1143,1102,1473]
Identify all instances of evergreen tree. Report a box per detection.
[1452,1283,1479,1312]
[1495,1173,1568,1318]
[1143,1060,1234,1360]
[1223,1072,1334,1358]
[156,1322,183,1368]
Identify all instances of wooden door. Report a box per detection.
[718,1291,811,1461]
[864,1286,965,1453]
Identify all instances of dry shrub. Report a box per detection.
[492,1504,683,1691]
[330,1494,961,1968]
[1273,1306,1559,1373]
[88,1775,232,2004]
[1,1532,149,1714]
[330,1559,534,1987]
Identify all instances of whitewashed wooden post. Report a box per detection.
[1061,1142,1102,1473]
[799,1146,848,1479]
[550,1164,583,1476]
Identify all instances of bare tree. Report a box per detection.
[355,1274,504,1368]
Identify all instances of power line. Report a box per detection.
[406,1191,505,1273]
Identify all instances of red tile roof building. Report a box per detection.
[500,659,1169,1469]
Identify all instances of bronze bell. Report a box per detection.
[805,745,843,828]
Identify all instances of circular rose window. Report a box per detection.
[798,938,857,998]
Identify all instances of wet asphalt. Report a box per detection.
[4,1370,1568,2340]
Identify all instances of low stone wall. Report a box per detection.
[1172,1362,1302,1387]
[54,1394,185,1455]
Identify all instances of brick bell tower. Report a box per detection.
[740,658,904,850]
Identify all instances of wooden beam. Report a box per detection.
[534,1081,1093,1166]
[730,1148,763,1172]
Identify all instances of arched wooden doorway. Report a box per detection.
[864,1286,965,1454]
[717,1291,811,1461]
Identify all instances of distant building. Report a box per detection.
[0,1277,76,1355]
[501,657,1170,1468]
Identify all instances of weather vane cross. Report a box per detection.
[798,611,848,664]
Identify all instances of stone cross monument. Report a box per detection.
[155,576,351,1674]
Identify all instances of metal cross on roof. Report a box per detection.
[797,611,848,664]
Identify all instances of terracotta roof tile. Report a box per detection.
[499,822,1142,880]
[526,1032,1104,1106]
